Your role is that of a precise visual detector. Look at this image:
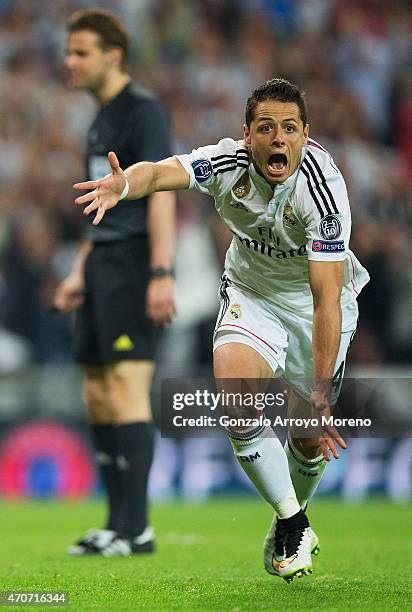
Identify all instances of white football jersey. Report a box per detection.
[176,137,369,315]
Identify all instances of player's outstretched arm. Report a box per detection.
[73,152,189,225]
[73,152,126,225]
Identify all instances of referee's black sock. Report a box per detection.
[92,424,123,532]
[116,422,155,539]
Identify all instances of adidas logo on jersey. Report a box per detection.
[230,201,248,211]
[113,334,135,351]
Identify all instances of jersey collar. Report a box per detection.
[249,163,273,200]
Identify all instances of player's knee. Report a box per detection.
[218,382,263,433]
[223,404,259,432]
[214,343,272,379]
[291,436,322,459]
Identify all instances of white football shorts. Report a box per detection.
[213,275,358,403]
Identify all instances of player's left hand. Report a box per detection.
[310,389,347,461]
[146,276,176,325]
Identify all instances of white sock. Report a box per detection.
[228,426,301,519]
[285,437,326,509]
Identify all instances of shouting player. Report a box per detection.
[72,78,369,580]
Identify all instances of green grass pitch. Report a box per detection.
[0,498,411,610]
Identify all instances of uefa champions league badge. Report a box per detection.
[312,240,344,253]
[191,159,213,183]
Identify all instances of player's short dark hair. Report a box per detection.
[67,9,128,70]
[245,78,307,127]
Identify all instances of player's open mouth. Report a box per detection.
[267,153,288,176]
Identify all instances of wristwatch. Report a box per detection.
[150,267,175,278]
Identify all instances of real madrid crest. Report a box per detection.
[283,202,297,227]
[232,173,251,199]
[227,304,242,320]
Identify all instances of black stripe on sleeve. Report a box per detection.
[308,138,327,153]
[306,150,339,214]
[213,157,248,170]
[216,276,230,329]
[214,163,249,176]
[302,158,332,215]
[211,149,248,162]
[300,164,326,218]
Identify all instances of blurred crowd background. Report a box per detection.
[1,0,412,368]
[0,0,412,500]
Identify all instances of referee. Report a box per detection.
[54,9,176,557]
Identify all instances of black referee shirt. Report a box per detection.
[86,82,172,242]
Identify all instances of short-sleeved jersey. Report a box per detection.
[86,82,171,242]
[176,137,369,315]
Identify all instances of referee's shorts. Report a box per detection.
[73,236,160,364]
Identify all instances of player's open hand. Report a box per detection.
[146,276,176,325]
[310,389,347,461]
[73,152,126,225]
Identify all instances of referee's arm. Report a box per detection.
[146,187,176,324]
[53,240,92,313]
